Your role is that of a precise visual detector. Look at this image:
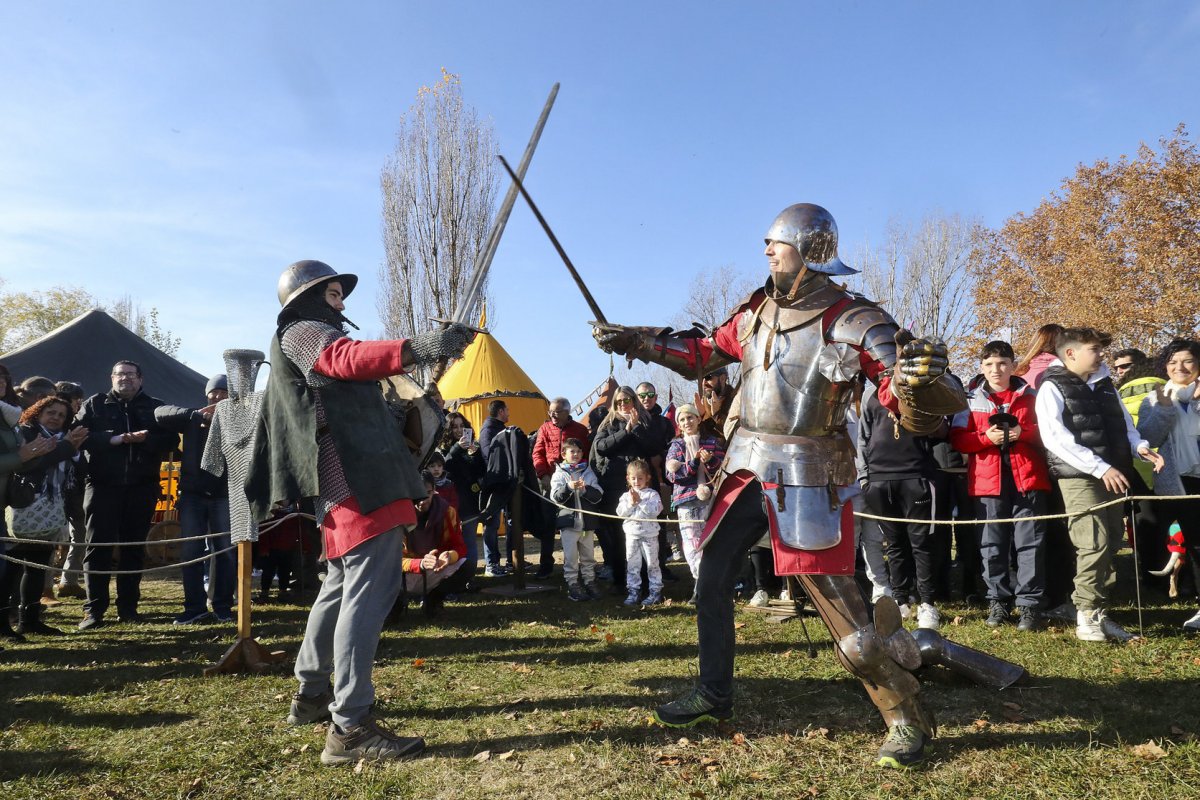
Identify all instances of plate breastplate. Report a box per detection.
[724,291,859,488]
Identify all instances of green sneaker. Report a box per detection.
[651,687,732,728]
[876,724,928,769]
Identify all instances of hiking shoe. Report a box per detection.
[1099,613,1139,643]
[213,611,235,623]
[483,565,508,578]
[320,718,425,766]
[748,589,770,607]
[567,584,588,602]
[1044,601,1077,623]
[876,724,928,769]
[641,590,664,607]
[173,610,213,625]
[1184,610,1200,632]
[916,603,941,630]
[986,601,1012,627]
[77,614,104,631]
[1016,607,1043,632]
[583,583,602,600]
[651,687,732,727]
[623,591,641,607]
[287,688,334,725]
[56,583,86,599]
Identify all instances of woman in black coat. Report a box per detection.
[590,385,658,591]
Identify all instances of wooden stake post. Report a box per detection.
[204,540,287,676]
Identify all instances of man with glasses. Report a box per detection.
[76,361,180,629]
[1110,348,1147,387]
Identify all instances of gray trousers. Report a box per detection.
[977,486,1047,608]
[295,526,405,730]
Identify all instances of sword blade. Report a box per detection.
[451,83,560,325]
[497,154,608,324]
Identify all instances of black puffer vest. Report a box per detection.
[1040,366,1133,479]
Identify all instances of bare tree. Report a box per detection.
[108,294,182,357]
[850,212,979,372]
[378,70,498,379]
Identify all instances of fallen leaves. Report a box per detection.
[605,632,616,644]
[473,750,492,762]
[804,727,831,740]
[411,658,426,669]
[1130,741,1167,760]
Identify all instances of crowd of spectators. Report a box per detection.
[3,324,1200,644]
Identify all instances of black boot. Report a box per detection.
[0,607,27,642]
[16,604,64,637]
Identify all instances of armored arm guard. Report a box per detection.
[826,302,965,435]
[592,322,736,379]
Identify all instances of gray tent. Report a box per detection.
[0,309,207,407]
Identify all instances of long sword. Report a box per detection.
[496,154,608,324]
[446,83,560,328]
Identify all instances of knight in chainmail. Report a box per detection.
[245,260,473,766]
[200,350,265,545]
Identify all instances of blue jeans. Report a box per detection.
[177,494,235,617]
[461,518,480,573]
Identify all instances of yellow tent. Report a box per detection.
[437,322,548,435]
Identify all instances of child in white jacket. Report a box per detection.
[616,458,663,607]
[549,438,603,601]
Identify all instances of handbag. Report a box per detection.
[4,471,37,509]
[9,482,67,537]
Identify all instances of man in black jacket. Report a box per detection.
[76,361,180,629]
[155,374,232,624]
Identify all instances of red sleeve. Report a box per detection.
[313,338,408,381]
[949,417,992,454]
[532,423,551,476]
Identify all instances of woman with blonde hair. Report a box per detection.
[591,385,657,593]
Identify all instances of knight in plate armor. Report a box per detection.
[594,203,1019,768]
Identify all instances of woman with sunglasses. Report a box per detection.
[591,386,658,595]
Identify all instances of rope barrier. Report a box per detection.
[0,545,237,576]
[0,512,317,548]
[519,483,1200,528]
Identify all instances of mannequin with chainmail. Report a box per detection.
[245,260,474,767]
[594,204,1021,769]
[200,350,266,545]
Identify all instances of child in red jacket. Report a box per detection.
[950,341,1052,631]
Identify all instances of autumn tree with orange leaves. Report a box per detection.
[971,125,1200,356]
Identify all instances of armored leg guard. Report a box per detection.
[799,574,936,738]
[910,628,1027,690]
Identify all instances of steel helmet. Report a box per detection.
[276,260,359,308]
[764,204,857,276]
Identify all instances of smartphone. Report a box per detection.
[460,429,473,447]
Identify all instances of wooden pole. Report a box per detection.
[204,539,287,677]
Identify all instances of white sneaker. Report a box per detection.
[1183,610,1200,632]
[748,589,770,608]
[916,603,941,630]
[898,603,912,620]
[1075,609,1105,642]
[779,588,792,602]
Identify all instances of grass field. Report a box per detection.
[2,552,1199,800]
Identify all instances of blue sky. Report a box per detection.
[2,1,1197,409]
